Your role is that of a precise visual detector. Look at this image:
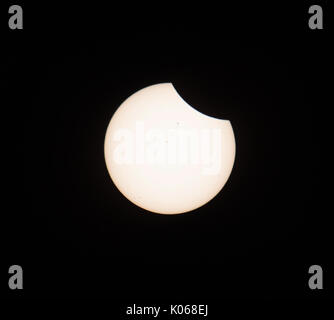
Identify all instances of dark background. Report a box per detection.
[2,0,332,303]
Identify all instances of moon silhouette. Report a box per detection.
[104,83,236,214]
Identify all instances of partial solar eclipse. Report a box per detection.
[104,83,236,214]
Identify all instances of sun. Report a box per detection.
[104,83,235,214]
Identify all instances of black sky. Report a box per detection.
[2,1,332,301]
